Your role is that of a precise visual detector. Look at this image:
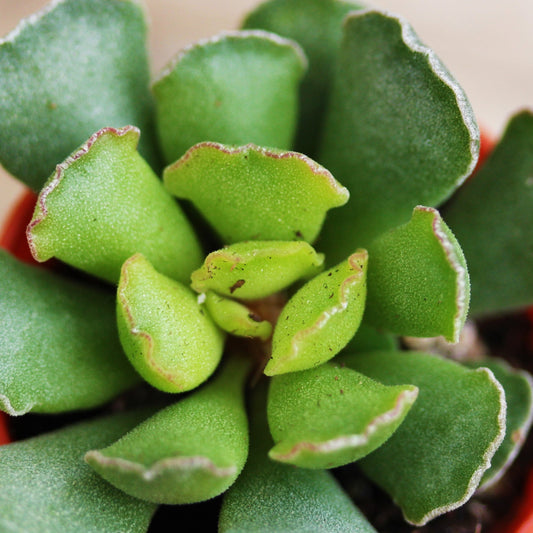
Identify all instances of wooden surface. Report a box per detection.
[1,0,532,224]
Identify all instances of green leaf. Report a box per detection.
[0,410,156,533]
[164,142,349,244]
[443,111,533,315]
[265,250,367,376]
[364,206,469,343]
[27,126,202,285]
[343,323,398,354]
[0,249,138,415]
[465,358,533,489]
[318,9,479,256]
[85,354,250,504]
[116,254,225,393]
[0,0,159,191]
[242,0,365,156]
[191,241,324,299]
[219,382,377,533]
[267,362,418,469]
[152,30,306,164]
[340,350,506,526]
[203,291,272,341]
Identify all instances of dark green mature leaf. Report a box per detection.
[0,0,159,190]
[242,0,365,156]
[318,9,479,255]
[0,410,156,533]
[191,241,324,300]
[86,354,250,504]
[341,351,506,526]
[443,111,533,315]
[27,126,202,285]
[152,30,306,164]
[466,358,533,489]
[219,383,377,533]
[265,250,367,376]
[364,206,470,342]
[267,362,417,469]
[116,254,225,393]
[164,142,349,244]
[0,249,138,415]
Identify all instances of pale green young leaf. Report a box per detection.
[265,250,367,376]
[85,355,250,504]
[27,126,202,285]
[116,254,225,393]
[0,0,159,191]
[203,291,272,341]
[242,0,365,156]
[191,241,324,299]
[0,410,156,533]
[364,206,469,343]
[152,31,306,164]
[0,249,138,416]
[267,362,417,469]
[318,9,479,255]
[340,350,506,526]
[219,383,377,533]
[164,142,349,244]
[443,110,533,315]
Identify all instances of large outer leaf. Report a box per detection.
[27,126,202,285]
[0,410,156,533]
[341,350,506,526]
[0,249,138,415]
[443,110,533,315]
[152,30,306,164]
[242,0,365,156]
[219,383,377,533]
[85,355,250,505]
[0,0,159,190]
[318,9,479,255]
[364,206,470,342]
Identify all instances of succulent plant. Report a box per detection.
[1,0,532,531]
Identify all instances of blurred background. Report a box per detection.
[1,0,532,224]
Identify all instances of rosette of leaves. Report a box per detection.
[0,0,532,531]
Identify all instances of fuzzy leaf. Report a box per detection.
[466,358,533,489]
[27,126,202,285]
[152,30,306,164]
[318,9,479,255]
[219,383,377,533]
[0,410,156,533]
[0,249,138,415]
[364,206,469,343]
[343,323,398,354]
[265,250,367,376]
[164,142,349,244]
[267,362,418,469]
[341,350,506,526]
[443,111,533,315]
[116,254,225,393]
[85,355,250,504]
[242,0,365,156]
[0,0,159,191]
[203,291,272,341]
[191,241,324,299]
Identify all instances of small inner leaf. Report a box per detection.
[27,126,202,285]
[340,350,506,526]
[164,142,349,244]
[116,253,225,393]
[203,291,273,341]
[85,355,250,505]
[191,241,324,299]
[267,362,418,469]
[265,250,367,376]
[364,206,470,343]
